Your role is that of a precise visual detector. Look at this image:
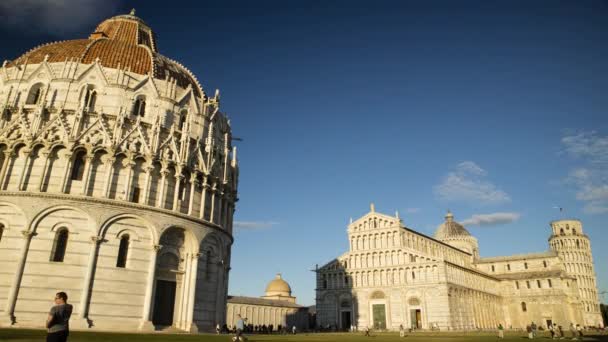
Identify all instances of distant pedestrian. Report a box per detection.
[216,323,220,334]
[498,323,504,339]
[364,326,371,336]
[570,323,577,340]
[234,314,245,341]
[576,324,583,339]
[46,292,73,342]
[399,324,405,338]
[550,324,555,339]
[527,325,534,339]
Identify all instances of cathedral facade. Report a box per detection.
[0,11,238,332]
[316,205,603,331]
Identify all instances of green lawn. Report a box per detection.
[1,329,607,342]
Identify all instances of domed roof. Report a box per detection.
[6,10,202,96]
[434,211,471,240]
[265,273,291,296]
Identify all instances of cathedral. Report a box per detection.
[0,11,238,332]
[316,204,603,331]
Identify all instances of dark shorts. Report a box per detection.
[47,330,69,342]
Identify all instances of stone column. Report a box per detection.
[172,172,184,211]
[156,169,168,208]
[176,253,191,330]
[185,253,200,332]
[139,245,160,331]
[37,150,51,192]
[2,230,36,325]
[216,190,223,226]
[122,159,135,201]
[187,173,198,216]
[0,150,15,190]
[17,148,32,191]
[80,153,95,195]
[209,185,216,223]
[198,178,208,220]
[60,152,74,193]
[141,166,153,206]
[102,156,116,198]
[73,236,102,328]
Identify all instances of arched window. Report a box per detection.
[576,240,580,248]
[543,260,547,268]
[537,280,542,288]
[0,224,4,243]
[548,279,552,288]
[572,229,577,235]
[70,151,86,180]
[85,89,97,112]
[491,265,495,272]
[50,229,69,262]
[26,83,44,105]
[515,281,520,289]
[179,110,187,130]
[521,302,527,312]
[560,228,565,235]
[133,96,146,117]
[524,262,528,269]
[116,235,130,268]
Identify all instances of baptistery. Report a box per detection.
[0,10,238,332]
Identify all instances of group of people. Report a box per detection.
[511,321,586,339]
[230,314,297,341]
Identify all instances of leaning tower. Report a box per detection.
[549,219,603,327]
[0,10,238,332]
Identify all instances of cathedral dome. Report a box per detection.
[6,10,202,96]
[434,211,471,240]
[265,274,292,297]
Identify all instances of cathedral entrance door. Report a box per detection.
[152,280,176,326]
[410,309,421,329]
[341,311,351,330]
[372,304,386,329]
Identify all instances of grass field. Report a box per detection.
[1,329,608,342]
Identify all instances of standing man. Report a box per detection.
[235,314,245,341]
[498,323,504,339]
[46,292,73,342]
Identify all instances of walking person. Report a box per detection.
[399,324,405,338]
[498,323,504,339]
[570,323,577,340]
[550,324,556,339]
[46,292,73,342]
[576,324,583,339]
[234,314,245,342]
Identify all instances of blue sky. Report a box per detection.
[1,0,607,306]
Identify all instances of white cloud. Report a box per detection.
[0,0,121,36]
[233,221,278,231]
[434,161,510,205]
[561,131,608,164]
[461,212,520,226]
[561,132,608,215]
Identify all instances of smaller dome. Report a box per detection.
[265,273,291,297]
[434,211,471,240]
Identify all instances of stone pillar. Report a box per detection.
[122,159,135,201]
[80,153,95,195]
[156,169,168,208]
[17,148,32,191]
[187,173,198,216]
[139,245,160,331]
[216,190,223,226]
[141,166,153,205]
[73,236,102,328]
[0,150,15,190]
[198,179,208,220]
[102,156,116,198]
[2,230,36,325]
[172,172,184,211]
[37,150,51,192]
[209,185,216,223]
[176,253,191,330]
[186,253,200,332]
[60,152,74,193]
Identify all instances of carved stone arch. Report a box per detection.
[98,213,157,243]
[29,205,95,234]
[159,224,198,253]
[0,201,29,231]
